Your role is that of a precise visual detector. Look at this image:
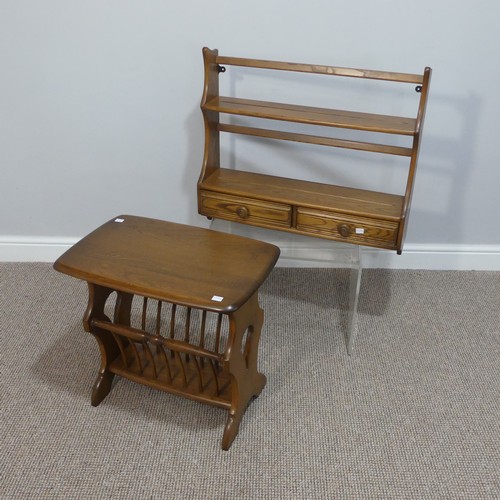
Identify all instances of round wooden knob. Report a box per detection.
[337,223,351,237]
[236,206,249,219]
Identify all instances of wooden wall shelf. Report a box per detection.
[197,47,431,253]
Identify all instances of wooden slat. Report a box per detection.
[141,296,147,330]
[215,314,222,354]
[209,359,220,395]
[143,341,158,379]
[199,310,207,349]
[155,300,162,336]
[175,351,188,387]
[216,56,424,84]
[128,339,143,373]
[92,319,148,342]
[204,97,416,135]
[111,332,129,367]
[193,356,204,393]
[169,303,176,339]
[91,319,223,362]
[218,123,412,157]
[184,307,191,343]
[158,344,173,382]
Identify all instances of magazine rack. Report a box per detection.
[54,216,280,450]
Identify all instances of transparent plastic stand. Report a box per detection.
[210,220,362,355]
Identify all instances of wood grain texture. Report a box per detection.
[296,208,398,248]
[397,67,432,252]
[54,215,280,314]
[204,97,416,135]
[200,169,404,220]
[215,55,424,83]
[218,123,413,156]
[54,215,278,449]
[200,190,292,227]
[198,47,431,253]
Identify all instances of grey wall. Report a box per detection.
[1,1,499,249]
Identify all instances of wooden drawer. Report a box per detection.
[200,191,292,228]
[296,208,399,248]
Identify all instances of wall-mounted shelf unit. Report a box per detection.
[197,47,431,254]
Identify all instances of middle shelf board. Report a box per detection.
[199,168,404,221]
[203,96,416,136]
[217,123,413,157]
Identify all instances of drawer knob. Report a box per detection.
[337,223,351,237]
[236,206,249,219]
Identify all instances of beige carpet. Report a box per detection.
[1,264,499,499]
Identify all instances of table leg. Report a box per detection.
[82,283,121,406]
[222,292,266,450]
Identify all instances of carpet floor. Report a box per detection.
[1,264,499,499]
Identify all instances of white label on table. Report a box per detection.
[211,295,224,302]
[114,218,125,223]
[355,227,365,234]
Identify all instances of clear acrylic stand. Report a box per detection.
[210,220,362,355]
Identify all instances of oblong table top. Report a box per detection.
[54,215,280,313]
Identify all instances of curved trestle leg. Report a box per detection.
[83,284,134,406]
[221,291,266,450]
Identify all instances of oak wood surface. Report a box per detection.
[217,123,413,157]
[54,216,277,449]
[296,208,398,246]
[200,168,404,221]
[397,66,432,251]
[92,318,233,409]
[198,47,431,253]
[204,96,416,135]
[54,215,280,313]
[200,190,292,227]
[215,55,424,83]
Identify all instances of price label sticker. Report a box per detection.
[211,295,224,302]
[114,218,125,223]
[355,228,365,234]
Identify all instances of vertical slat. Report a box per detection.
[141,297,148,330]
[169,304,177,358]
[143,341,158,379]
[184,307,191,343]
[170,304,177,338]
[155,300,162,336]
[193,356,204,392]
[215,314,222,353]
[158,344,173,382]
[184,307,191,361]
[128,339,143,373]
[199,310,207,366]
[111,332,129,367]
[175,351,188,387]
[208,359,220,396]
[200,310,207,349]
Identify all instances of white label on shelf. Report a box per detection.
[355,227,365,234]
[114,218,125,223]
[211,295,224,302]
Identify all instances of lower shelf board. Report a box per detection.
[109,343,232,409]
[198,168,403,251]
[200,168,404,220]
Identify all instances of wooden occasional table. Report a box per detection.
[54,215,280,450]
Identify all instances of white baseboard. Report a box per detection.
[1,236,499,270]
[0,236,80,263]
[361,244,500,270]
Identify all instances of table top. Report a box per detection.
[54,215,280,313]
